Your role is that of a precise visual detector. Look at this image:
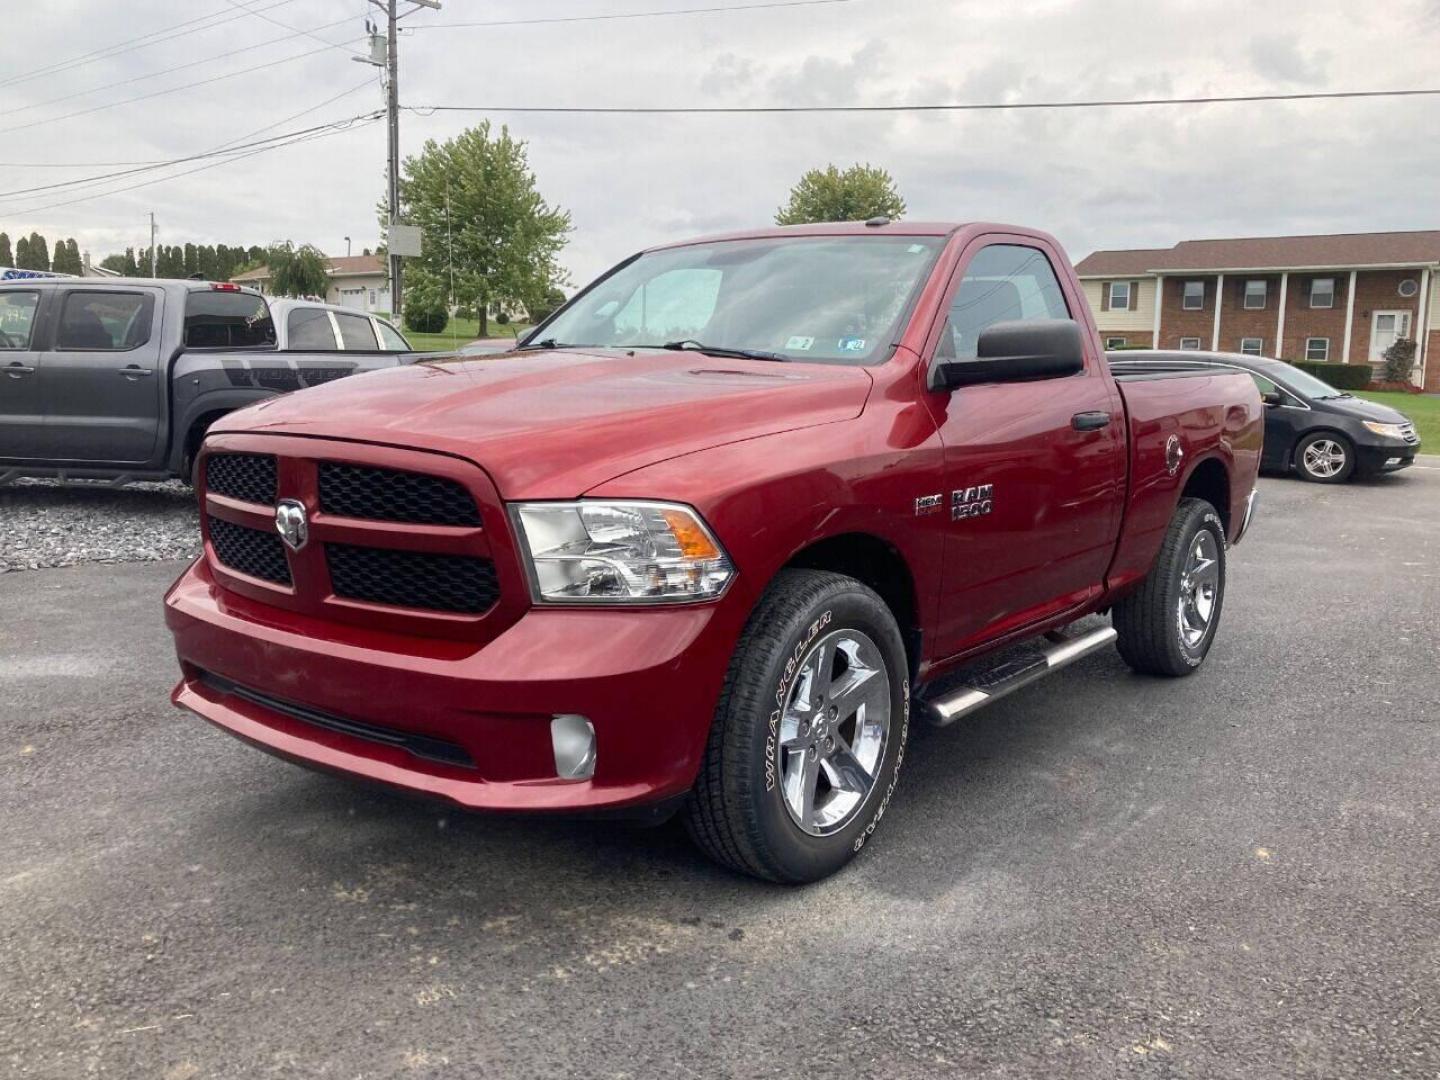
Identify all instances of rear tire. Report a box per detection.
[684,569,910,883]
[1294,432,1354,483]
[1113,497,1226,677]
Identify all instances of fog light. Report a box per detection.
[551,714,596,780]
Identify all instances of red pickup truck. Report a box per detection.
[165,221,1261,883]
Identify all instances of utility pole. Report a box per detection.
[360,0,439,319]
[149,212,157,278]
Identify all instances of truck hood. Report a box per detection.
[217,348,872,498]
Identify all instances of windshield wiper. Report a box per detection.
[659,339,788,362]
[518,338,578,351]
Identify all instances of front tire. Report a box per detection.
[1294,432,1354,483]
[1113,497,1226,677]
[684,570,910,883]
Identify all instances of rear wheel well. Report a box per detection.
[1181,457,1230,534]
[783,533,920,680]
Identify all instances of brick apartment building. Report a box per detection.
[1076,231,1440,391]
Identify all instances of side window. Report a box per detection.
[287,308,338,351]
[56,291,153,351]
[612,268,722,343]
[0,291,40,350]
[335,311,379,350]
[375,319,410,351]
[940,244,1070,360]
[1250,373,1278,396]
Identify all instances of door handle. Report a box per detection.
[4,363,36,378]
[119,366,155,378]
[1071,411,1111,431]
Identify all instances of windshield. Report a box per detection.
[1276,363,1349,399]
[536,235,945,365]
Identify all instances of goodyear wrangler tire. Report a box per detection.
[1113,497,1227,677]
[684,569,910,883]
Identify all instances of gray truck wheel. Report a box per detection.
[684,569,910,883]
[1113,497,1226,677]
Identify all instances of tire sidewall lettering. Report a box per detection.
[764,609,832,793]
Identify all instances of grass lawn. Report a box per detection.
[1352,391,1438,448]
[399,316,532,354]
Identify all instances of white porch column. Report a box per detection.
[1275,272,1289,359]
[1211,273,1224,351]
[1341,270,1358,363]
[1414,267,1432,388]
[1152,275,1163,347]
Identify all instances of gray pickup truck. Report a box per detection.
[0,278,413,485]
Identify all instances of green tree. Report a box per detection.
[401,273,449,334]
[183,243,199,277]
[14,236,31,269]
[0,232,12,266]
[395,121,571,337]
[27,233,50,271]
[265,241,331,298]
[1382,337,1417,384]
[774,163,907,226]
[99,253,129,274]
[52,238,83,275]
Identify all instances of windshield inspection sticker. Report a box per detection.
[838,336,867,353]
[785,335,815,351]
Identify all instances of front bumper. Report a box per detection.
[165,558,744,812]
[1355,440,1420,475]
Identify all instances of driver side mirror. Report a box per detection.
[1261,390,1284,407]
[932,319,1086,390]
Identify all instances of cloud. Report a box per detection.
[0,0,1437,288]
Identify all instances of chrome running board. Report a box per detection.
[922,624,1118,727]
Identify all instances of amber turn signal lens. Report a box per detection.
[662,508,721,560]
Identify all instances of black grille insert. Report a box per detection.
[206,453,277,505]
[318,463,481,526]
[198,671,475,769]
[326,543,498,614]
[208,515,291,585]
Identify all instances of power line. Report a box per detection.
[0,17,364,120]
[416,0,855,30]
[0,40,357,137]
[0,0,305,90]
[405,87,1440,116]
[0,114,383,218]
[220,0,365,58]
[0,111,383,200]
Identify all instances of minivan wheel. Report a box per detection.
[1294,432,1354,483]
[1113,497,1227,677]
[684,569,910,884]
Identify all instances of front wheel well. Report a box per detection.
[1181,457,1231,535]
[782,533,920,680]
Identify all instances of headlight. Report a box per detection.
[511,500,735,603]
[1362,421,1408,439]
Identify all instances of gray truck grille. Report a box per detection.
[205,453,277,505]
[318,463,481,526]
[326,543,498,613]
[208,515,291,585]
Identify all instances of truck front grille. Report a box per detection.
[205,453,277,505]
[318,463,481,526]
[326,543,498,614]
[208,515,291,585]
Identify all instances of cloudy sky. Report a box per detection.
[1,0,1437,287]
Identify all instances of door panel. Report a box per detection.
[39,289,164,464]
[0,289,46,459]
[926,240,1126,657]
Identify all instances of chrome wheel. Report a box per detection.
[1177,529,1219,649]
[1301,438,1347,479]
[777,628,891,836]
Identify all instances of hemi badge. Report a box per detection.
[914,494,943,516]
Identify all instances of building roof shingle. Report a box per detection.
[1077,230,1440,276]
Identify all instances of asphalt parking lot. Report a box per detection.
[3,466,1438,1079]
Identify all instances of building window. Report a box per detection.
[1310,277,1335,309]
[1243,280,1267,310]
[1107,281,1131,310]
[1239,337,1263,356]
[1182,281,1204,310]
[1105,336,1126,349]
[1305,337,1330,362]
[1179,337,1201,350]
[1398,278,1419,299]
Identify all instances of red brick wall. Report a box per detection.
[1157,275,1219,349]
[1215,274,1283,354]
[1275,273,1351,362]
[1426,330,1440,393]
[1350,269,1424,366]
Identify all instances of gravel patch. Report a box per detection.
[0,479,200,572]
